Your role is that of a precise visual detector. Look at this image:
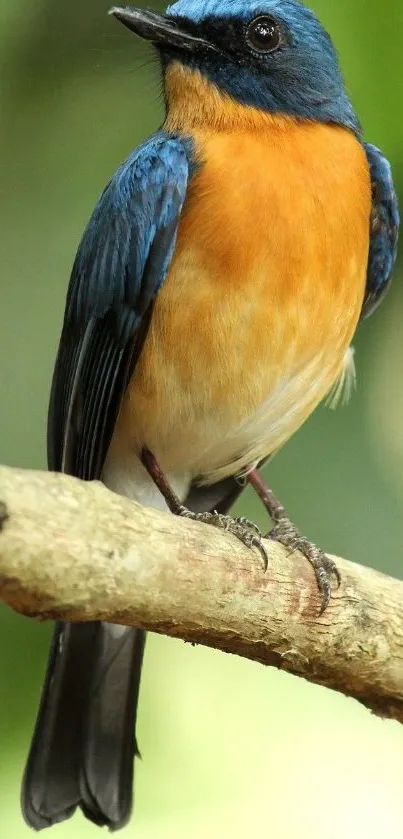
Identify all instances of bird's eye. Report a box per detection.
[245,16,281,53]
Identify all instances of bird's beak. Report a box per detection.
[109,6,217,53]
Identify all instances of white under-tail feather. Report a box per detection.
[325,347,356,410]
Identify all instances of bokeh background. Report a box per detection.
[1,0,403,836]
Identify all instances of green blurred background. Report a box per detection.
[1,0,403,836]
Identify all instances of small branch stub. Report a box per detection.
[0,464,403,724]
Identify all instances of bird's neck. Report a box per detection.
[163,61,297,134]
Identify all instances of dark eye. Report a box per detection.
[245,16,281,53]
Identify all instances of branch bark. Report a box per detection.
[0,464,402,723]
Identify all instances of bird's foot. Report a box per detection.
[267,517,340,614]
[179,507,268,567]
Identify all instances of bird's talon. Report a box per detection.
[268,517,340,613]
[178,506,192,518]
[177,507,266,566]
[234,516,261,535]
[257,541,269,571]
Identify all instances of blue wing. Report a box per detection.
[361,142,399,320]
[48,133,190,479]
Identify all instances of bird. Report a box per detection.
[22,0,399,831]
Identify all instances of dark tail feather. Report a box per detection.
[79,623,145,828]
[22,622,145,831]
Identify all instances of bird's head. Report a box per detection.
[110,1,360,133]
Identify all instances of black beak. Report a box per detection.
[109,6,217,53]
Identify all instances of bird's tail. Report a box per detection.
[22,621,145,830]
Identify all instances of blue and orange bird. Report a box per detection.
[22,0,399,831]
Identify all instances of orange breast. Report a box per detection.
[115,115,371,483]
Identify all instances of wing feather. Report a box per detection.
[48,133,189,480]
[361,143,399,320]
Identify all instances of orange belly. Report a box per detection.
[113,118,371,484]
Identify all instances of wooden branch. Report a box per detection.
[0,464,402,724]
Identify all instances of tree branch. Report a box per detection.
[0,464,402,723]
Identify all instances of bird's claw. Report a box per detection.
[179,508,268,568]
[267,517,340,614]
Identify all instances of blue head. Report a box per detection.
[110,0,360,133]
